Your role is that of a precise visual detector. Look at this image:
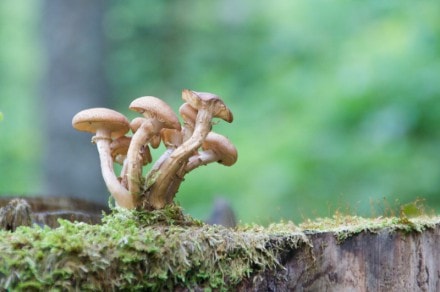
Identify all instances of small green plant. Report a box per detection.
[72,90,237,211]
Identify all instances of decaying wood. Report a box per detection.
[0,197,106,229]
[1,197,439,290]
[0,199,32,231]
[238,226,440,291]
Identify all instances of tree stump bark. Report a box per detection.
[238,226,440,291]
[0,208,438,290]
[0,197,107,229]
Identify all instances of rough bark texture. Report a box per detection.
[1,197,438,290]
[0,199,32,231]
[0,197,107,229]
[238,227,440,292]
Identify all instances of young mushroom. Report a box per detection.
[126,96,181,197]
[185,132,237,172]
[72,108,134,209]
[161,128,183,149]
[110,136,132,165]
[110,136,152,187]
[145,89,233,209]
[73,90,237,211]
[165,132,237,201]
[145,128,183,191]
[131,117,161,149]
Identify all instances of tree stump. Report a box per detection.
[0,196,108,229]
[0,199,32,231]
[238,223,440,291]
[0,205,438,291]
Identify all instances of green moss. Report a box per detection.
[1,204,439,291]
[0,205,307,291]
[299,213,440,242]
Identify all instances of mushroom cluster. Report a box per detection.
[72,90,237,210]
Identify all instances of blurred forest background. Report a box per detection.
[1,1,440,224]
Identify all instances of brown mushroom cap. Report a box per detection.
[179,102,197,125]
[129,96,181,131]
[129,117,145,133]
[110,136,132,161]
[202,132,237,166]
[130,117,161,149]
[140,145,153,165]
[181,89,233,123]
[161,128,182,149]
[72,108,130,139]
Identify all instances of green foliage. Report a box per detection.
[0,1,42,194]
[103,1,440,223]
[1,1,440,223]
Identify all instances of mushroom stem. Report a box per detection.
[185,149,218,172]
[179,103,197,142]
[125,119,155,198]
[93,136,134,209]
[145,108,214,209]
[119,156,130,188]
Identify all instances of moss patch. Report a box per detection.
[299,214,440,242]
[1,204,439,291]
[0,206,307,291]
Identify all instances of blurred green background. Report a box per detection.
[1,1,440,224]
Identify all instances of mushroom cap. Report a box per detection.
[150,134,161,149]
[110,136,132,160]
[161,128,182,148]
[181,89,233,123]
[140,145,153,165]
[72,108,130,139]
[129,117,145,133]
[179,102,197,125]
[202,132,238,166]
[130,117,161,149]
[129,96,181,131]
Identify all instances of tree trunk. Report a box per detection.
[41,0,109,204]
[238,226,440,291]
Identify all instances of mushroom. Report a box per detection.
[185,132,237,172]
[165,132,237,200]
[145,128,183,191]
[145,89,233,209]
[72,108,134,208]
[179,102,197,142]
[131,117,161,149]
[110,136,132,165]
[155,128,182,166]
[110,136,152,187]
[161,128,183,149]
[126,96,181,196]
[182,89,233,124]
[129,118,154,165]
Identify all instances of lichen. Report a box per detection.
[0,205,308,291]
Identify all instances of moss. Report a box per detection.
[1,204,439,291]
[0,205,307,291]
[299,213,440,242]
